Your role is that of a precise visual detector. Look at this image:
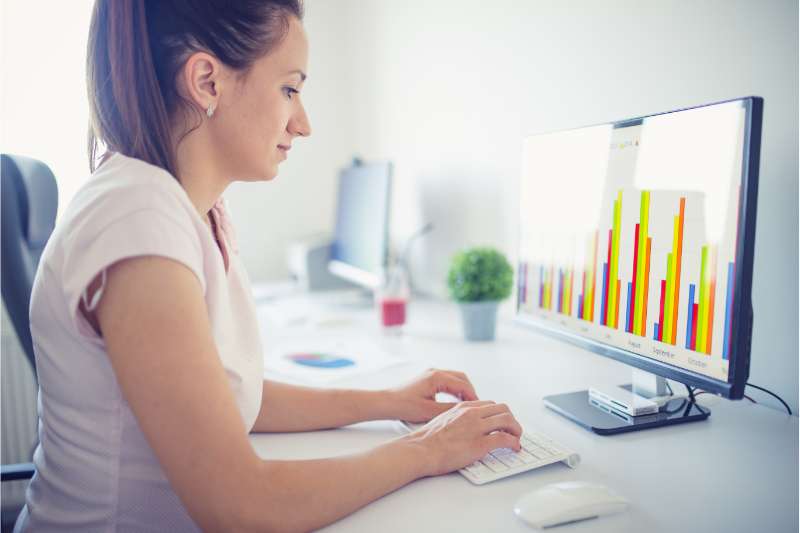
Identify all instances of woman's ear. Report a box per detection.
[179,51,223,114]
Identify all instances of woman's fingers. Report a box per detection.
[471,402,513,419]
[481,412,523,437]
[433,372,478,401]
[483,430,522,453]
[439,370,478,400]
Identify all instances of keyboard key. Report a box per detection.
[481,454,509,472]
[465,461,493,478]
[516,450,537,463]
[490,447,514,456]
[495,452,525,468]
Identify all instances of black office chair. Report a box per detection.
[1,153,58,531]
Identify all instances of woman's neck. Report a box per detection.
[172,125,231,219]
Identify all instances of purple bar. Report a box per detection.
[685,284,696,349]
[625,282,632,332]
[578,295,584,319]
[600,263,608,326]
[539,265,544,308]
[723,262,734,360]
[557,270,564,313]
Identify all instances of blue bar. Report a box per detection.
[685,284,696,349]
[722,262,734,360]
[600,263,608,326]
[625,282,632,332]
[654,323,659,341]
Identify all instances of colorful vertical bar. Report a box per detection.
[722,262,734,360]
[669,199,686,344]
[602,192,623,328]
[657,280,666,341]
[627,223,640,333]
[633,191,650,335]
[685,284,696,349]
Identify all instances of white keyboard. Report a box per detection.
[402,421,580,485]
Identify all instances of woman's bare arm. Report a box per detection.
[94,256,436,531]
[251,380,395,432]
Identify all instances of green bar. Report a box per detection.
[633,191,650,334]
[697,246,709,351]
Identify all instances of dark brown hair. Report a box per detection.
[86,0,304,178]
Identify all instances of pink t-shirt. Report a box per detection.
[17,153,264,532]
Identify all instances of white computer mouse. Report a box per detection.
[513,481,628,529]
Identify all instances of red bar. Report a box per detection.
[657,279,666,341]
[629,223,640,333]
[641,238,652,336]
[691,303,699,350]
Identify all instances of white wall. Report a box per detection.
[248,0,797,412]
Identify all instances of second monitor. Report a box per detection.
[328,159,393,290]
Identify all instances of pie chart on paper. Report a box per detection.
[285,353,356,369]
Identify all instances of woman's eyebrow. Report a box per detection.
[286,69,307,81]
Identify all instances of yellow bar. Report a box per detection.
[633,191,650,334]
[697,246,710,351]
[565,269,572,315]
[609,191,622,327]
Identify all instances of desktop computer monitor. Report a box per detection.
[328,160,393,289]
[515,96,763,434]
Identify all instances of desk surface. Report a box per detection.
[251,292,799,533]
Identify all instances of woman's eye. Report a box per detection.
[282,87,299,100]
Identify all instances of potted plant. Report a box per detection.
[447,247,513,341]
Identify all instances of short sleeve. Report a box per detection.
[61,207,206,339]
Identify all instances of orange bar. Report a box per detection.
[670,198,686,344]
[641,237,652,336]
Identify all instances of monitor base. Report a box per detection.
[544,389,710,435]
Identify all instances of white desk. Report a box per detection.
[250,293,799,533]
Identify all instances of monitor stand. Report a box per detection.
[543,370,710,435]
[315,288,375,310]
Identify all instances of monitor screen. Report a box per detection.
[516,97,761,396]
[328,161,392,288]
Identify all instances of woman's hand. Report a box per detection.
[406,401,523,477]
[386,368,480,423]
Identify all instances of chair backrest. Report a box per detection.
[1,154,58,377]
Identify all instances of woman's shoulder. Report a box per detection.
[64,153,202,236]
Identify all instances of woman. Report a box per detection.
[18,1,523,531]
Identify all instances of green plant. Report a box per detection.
[447,247,513,303]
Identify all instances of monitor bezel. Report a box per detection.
[514,96,762,399]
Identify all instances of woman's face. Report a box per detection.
[209,16,311,182]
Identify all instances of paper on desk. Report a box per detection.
[264,335,407,384]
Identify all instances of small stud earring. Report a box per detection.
[206,103,216,118]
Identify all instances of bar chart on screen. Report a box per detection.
[518,187,737,381]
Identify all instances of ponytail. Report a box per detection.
[86,0,304,179]
[87,0,175,176]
